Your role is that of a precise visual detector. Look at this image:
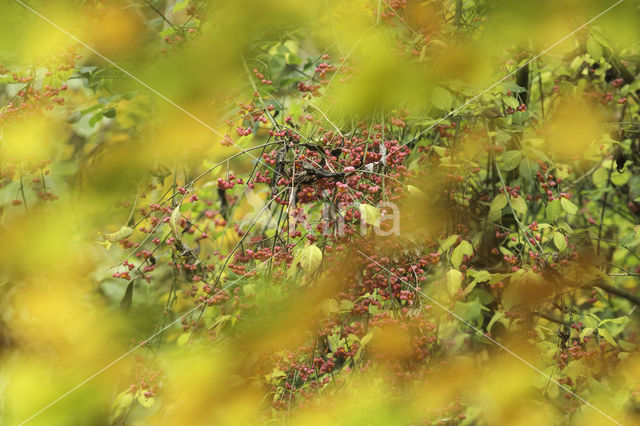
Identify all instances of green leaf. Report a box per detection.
[553,232,567,251]
[501,82,527,93]
[468,269,491,283]
[286,53,303,66]
[504,96,520,109]
[103,107,116,118]
[446,269,463,297]
[173,0,189,13]
[611,169,631,186]
[592,166,609,188]
[501,150,523,171]
[557,221,573,234]
[586,37,603,61]
[511,110,528,125]
[327,333,341,352]
[560,198,578,215]
[519,157,538,181]
[490,193,508,212]
[487,311,505,333]
[453,298,487,323]
[88,112,103,127]
[546,200,563,222]
[440,234,459,252]
[269,55,286,74]
[431,86,453,111]
[510,195,527,215]
[451,240,473,268]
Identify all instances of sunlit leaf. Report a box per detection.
[446,269,463,297]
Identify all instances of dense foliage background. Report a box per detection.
[3,0,640,424]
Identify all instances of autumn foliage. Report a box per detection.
[3,1,640,425]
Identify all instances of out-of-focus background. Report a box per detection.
[2,0,640,424]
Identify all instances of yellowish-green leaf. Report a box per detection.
[101,226,134,243]
[546,381,559,399]
[407,184,426,198]
[611,169,631,186]
[431,86,453,111]
[488,208,501,222]
[487,311,505,333]
[360,332,373,346]
[298,244,323,274]
[97,240,113,250]
[432,146,447,157]
[546,199,563,222]
[599,328,617,347]
[137,392,155,408]
[173,0,190,13]
[510,195,527,215]
[490,193,508,212]
[111,390,134,421]
[177,332,190,346]
[440,234,459,252]
[586,37,603,61]
[446,269,463,297]
[592,166,609,188]
[265,369,287,385]
[560,198,578,215]
[501,150,523,171]
[553,232,567,251]
[169,206,182,240]
[451,240,473,268]
[580,327,594,342]
[321,298,340,314]
[360,204,381,227]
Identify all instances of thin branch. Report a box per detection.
[141,0,178,31]
[595,280,640,306]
